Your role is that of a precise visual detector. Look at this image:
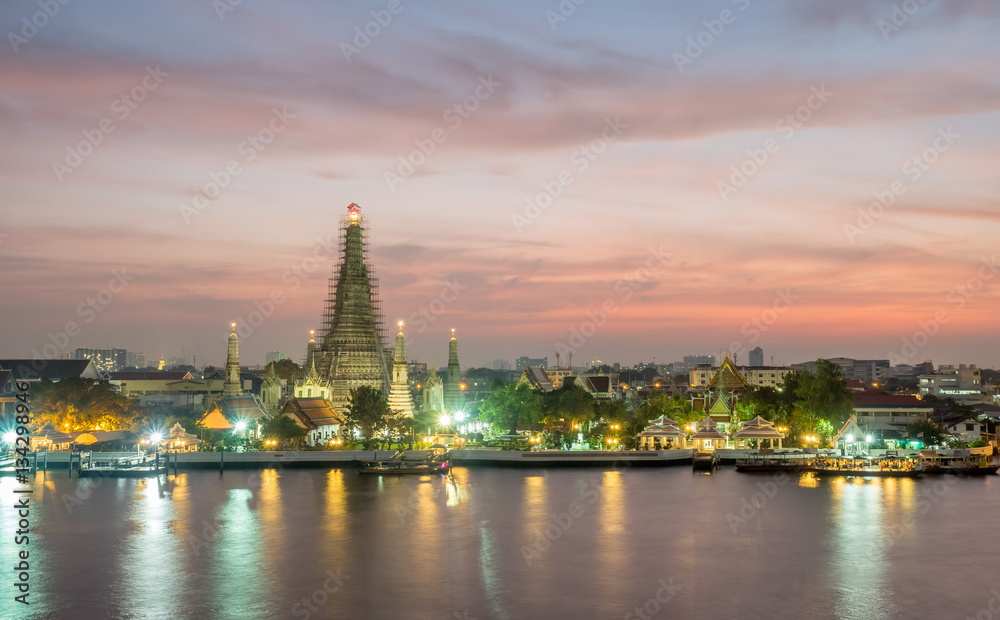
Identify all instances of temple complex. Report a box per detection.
[690,353,747,438]
[197,323,267,438]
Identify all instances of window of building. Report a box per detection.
[966,423,975,431]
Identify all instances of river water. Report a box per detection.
[2,466,999,620]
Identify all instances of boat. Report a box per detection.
[812,456,922,478]
[358,450,450,475]
[918,448,999,476]
[735,454,814,473]
[692,451,719,471]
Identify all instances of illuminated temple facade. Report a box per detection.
[386,322,415,417]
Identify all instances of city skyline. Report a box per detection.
[3,2,999,368]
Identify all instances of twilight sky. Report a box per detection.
[2,0,999,369]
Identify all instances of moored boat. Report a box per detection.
[735,455,814,473]
[358,450,449,475]
[918,448,999,476]
[812,456,921,478]
[692,451,719,471]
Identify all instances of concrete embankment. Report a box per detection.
[450,449,693,467]
[11,449,697,475]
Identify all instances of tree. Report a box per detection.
[794,360,853,430]
[261,415,307,448]
[639,393,695,427]
[478,383,541,434]
[735,386,795,427]
[341,386,391,449]
[266,359,303,383]
[908,419,945,447]
[541,385,595,427]
[30,378,144,431]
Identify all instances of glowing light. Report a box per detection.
[150,432,163,444]
[439,414,452,426]
[235,421,247,432]
[846,434,854,443]
[455,412,466,422]
[865,435,872,443]
[2,431,15,444]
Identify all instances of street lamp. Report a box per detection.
[150,432,163,469]
[234,421,248,451]
[439,414,452,428]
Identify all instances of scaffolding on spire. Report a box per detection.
[316,204,391,413]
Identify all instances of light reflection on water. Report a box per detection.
[3,467,1000,619]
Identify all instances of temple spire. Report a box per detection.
[444,328,464,413]
[223,323,241,397]
[387,320,414,417]
[315,203,390,414]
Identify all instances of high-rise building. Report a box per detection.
[265,351,288,365]
[387,322,415,417]
[223,323,242,397]
[315,204,391,413]
[125,351,145,368]
[491,359,510,371]
[684,355,715,366]
[673,355,716,376]
[918,364,984,403]
[749,347,764,368]
[73,347,127,372]
[793,358,889,384]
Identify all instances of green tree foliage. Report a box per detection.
[735,386,795,426]
[793,360,853,430]
[541,385,595,426]
[478,383,541,434]
[639,393,695,427]
[342,386,391,449]
[266,359,303,383]
[908,418,945,447]
[260,415,307,448]
[412,407,437,438]
[30,378,144,431]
